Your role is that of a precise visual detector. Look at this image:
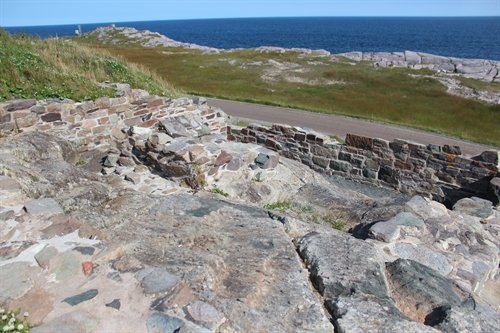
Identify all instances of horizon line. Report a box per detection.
[3,15,500,28]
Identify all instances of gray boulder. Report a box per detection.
[392,242,453,276]
[369,221,401,242]
[296,230,389,299]
[296,231,438,332]
[137,267,179,295]
[386,259,466,325]
[453,197,493,218]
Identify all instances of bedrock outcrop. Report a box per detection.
[340,51,500,83]
[0,89,499,332]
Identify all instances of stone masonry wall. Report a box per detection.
[0,89,227,152]
[228,123,500,204]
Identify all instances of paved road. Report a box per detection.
[208,98,496,156]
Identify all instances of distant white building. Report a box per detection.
[75,25,82,35]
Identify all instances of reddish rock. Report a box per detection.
[41,112,62,122]
[215,150,232,166]
[82,261,93,277]
[346,133,374,150]
[147,98,164,108]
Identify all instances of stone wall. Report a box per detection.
[228,123,500,204]
[0,89,227,152]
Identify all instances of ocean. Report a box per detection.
[4,17,500,60]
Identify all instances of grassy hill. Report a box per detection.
[0,29,178,101]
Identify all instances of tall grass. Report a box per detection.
[0,29,178,101]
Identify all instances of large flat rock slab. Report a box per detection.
[81,192,333,332]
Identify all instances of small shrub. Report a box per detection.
[321,210,350,231]
[0,307,31,333]
[210,186,229,197]
[75,159,86,166]
[263,200,293,212]
[236,120,250,127]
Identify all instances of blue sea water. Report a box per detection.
[4,17,500,60]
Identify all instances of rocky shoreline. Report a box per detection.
[0,83,499,332]
[86,26,500,84]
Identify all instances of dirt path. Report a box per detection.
[208,98,496,156]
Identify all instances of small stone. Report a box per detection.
[442,144,462,155]
[6,99,36,111]
[62,289,98,306]
[369,222,401,243]
[34,246,58,269]
[102,167,115,175]
[41,113,62,122]
[387,212,425,228]
[73,246,95,256]
[165,284,196,308]
[226,157,243,171]
[111,127,127,141]
[215,150,232,166]
[129,126,153,139]
[392,243,453,276]
[453,197,493,218]
[427,144,441,153]
[149,133,173,146]
[160,118,192,138]
[23,198,63,216]
[41,215,81,238]
[255,153,269,165]
[112,255,143,273]
[474,150,499,166]
[105,299,121,310]
[255,153,279,169]
[82,261,93,277]
[124,173,141,185]
[185,301,226,329]
[146,312,184,333]
[103,155,119,167]
[137,267,179,294]
[53,251,81,281]
[118,156,135,167]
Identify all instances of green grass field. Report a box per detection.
[78,42,500,146]
[0,29,177,102]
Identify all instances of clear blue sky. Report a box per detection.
[1,0,499,27]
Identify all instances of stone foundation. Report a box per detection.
[228,123,499,204]
[0,90,227,153]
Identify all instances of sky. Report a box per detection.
[1,0,499,27]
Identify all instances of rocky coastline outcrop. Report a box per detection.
[0,85,499,332]
[341,51,500,83]
[85,25,500,84]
